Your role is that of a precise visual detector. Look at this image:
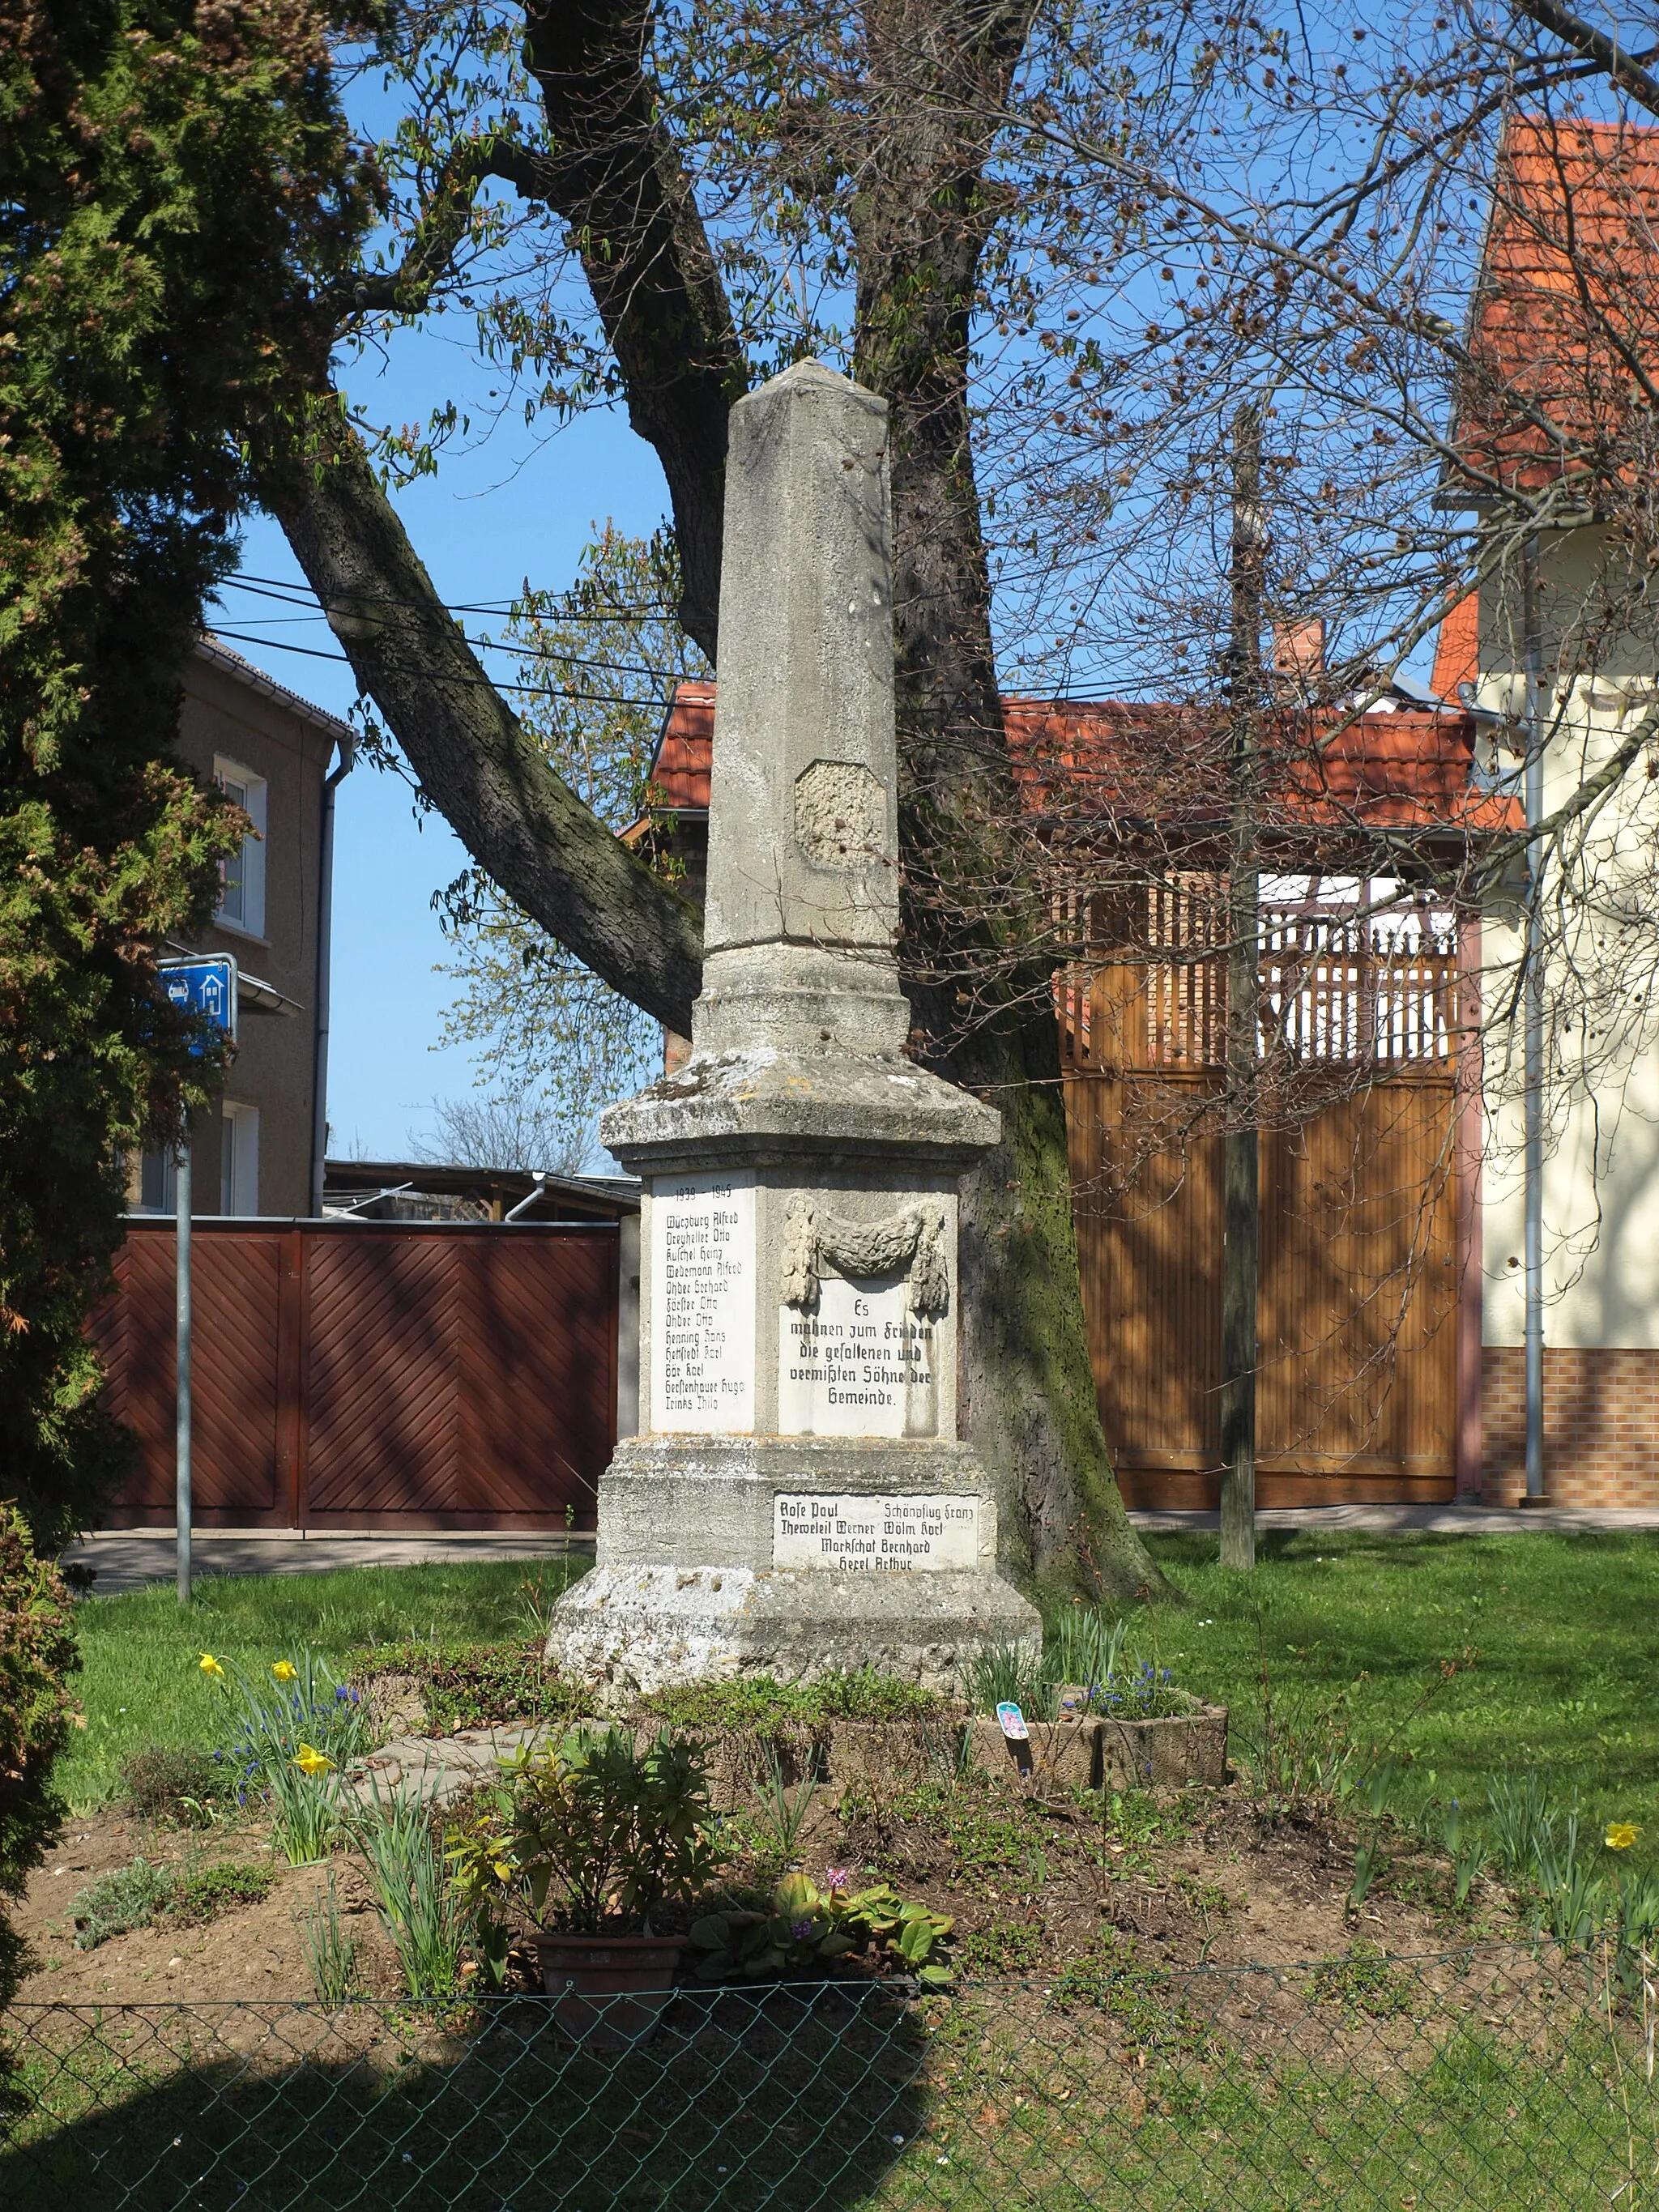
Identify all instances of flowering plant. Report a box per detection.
[196,1649,368,1863]
[690,1869,954,1987]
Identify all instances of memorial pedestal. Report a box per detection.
[546,357,1040,1693]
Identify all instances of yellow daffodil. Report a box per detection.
[1606,1822,1640,1851]
[198,1653,224,1679]
[271,1660,297,1683]
[292,1743,334,1777]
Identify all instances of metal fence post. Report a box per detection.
[176,1123,192,1605]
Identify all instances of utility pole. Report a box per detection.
[1220,402,1265,1571]
[1522,539,1546,1502]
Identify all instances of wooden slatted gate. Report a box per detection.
[1060,888,1465,1505]
[92,1220,617,1528]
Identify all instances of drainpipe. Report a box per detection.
[1522,542,1546,1501]
[310,730,356,1217]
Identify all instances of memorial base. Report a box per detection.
[547,1434,1038,1695]
[548,1559,1038,1698]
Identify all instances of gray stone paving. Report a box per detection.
[343,1724,552,1809]
[1125,1503,1659,1533]
[60,1529,594,1595]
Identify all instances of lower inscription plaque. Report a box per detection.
[772,1493,980,1571]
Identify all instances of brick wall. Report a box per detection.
[1482,1346,1659,1505]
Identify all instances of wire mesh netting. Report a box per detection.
[3,1941,1654,2210]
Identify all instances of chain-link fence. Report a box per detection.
[4,1941,1654,2210]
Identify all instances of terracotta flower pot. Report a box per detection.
[535,1930,689,2046]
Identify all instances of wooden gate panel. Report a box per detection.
[92,1230,287,1521]
[1065,999,1460,1502]
[97,1221,618,1528]
[1068,1076,1225,1468]
[462,1235,616,1524]
[1255,1082,1456,1481]
[302,1234,463,1521]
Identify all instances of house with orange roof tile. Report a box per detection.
[1437,113,1659,1508]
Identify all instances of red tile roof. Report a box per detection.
[1460,116,1659,494]
[643,681,1519,845]
[646,679,714,812]
[1004,697,1518,839]
[1431,594,1480,701]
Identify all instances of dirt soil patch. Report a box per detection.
[13,1811,407,2005]
[11,1761,1518,2010]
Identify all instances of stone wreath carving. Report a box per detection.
[780,1195,950,1318]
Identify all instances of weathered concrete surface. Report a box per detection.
[553,1562,1036,1698]
[552,358,1038,1694]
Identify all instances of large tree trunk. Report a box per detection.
[850,0,1175,1600]
[282,0,1175,1602]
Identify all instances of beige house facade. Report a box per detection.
[129,637,354,1219]
[1456,529,1659,1504]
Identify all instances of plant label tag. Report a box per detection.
[996,1702,1029,1741]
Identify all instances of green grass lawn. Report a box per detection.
[1117,1528,1659,1874]
[57,1557,585,1812]
[58,1529,1659,1877]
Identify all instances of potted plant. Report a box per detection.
[450,1723,723,2041]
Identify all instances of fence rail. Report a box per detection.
[6,1944,1654,2210]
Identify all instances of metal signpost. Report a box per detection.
[158,957,237,1603]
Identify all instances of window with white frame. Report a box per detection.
[137,1149,177,1213]
[215,757,267,937]
[220,1101,260,1216]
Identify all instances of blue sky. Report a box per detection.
[210,327,670,1161]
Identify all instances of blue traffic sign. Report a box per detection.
[158,955,237,1047]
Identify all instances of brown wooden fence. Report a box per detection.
[1060,893,1468,1505]
[92,1220,618,1529]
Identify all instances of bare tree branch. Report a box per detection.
[272,419,703,1033]
[1511,0,1659,118]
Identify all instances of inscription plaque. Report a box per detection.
[778,1270,938,1438]
[773,1493,980,1571]
[651,1170,756,1432]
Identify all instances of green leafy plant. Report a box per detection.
[265,1750,344,1868]
[346,1639,578,1736]
[689,1870,954,1988]
[351,1777,465,2000]
[69,1853,278,1949]
[1488,1770,1558,1877]
[0,1512,79,2018]
[449,1724,723,1937]
[1310,1941,1415,2022]
[965,1626,1190,1724]
[1044,1609,1130,1700]
[198,1648,365,1862]
[744,1744,821,1867]
[70,1857,177,1950]
[171,1861,278,1922]
[1486,1774,1612,1948]
[205,1650,370,1790]
[640,1669,944,1733]
[1436,1799,1486,1909]
[960,1916,1046,1973]
[961,1641,1050,1720]
[292,1872,358,2006]
[1051,1931,1212,2053]
[120,1745,232,1827]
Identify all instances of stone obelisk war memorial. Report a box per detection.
[548,359,1040,1691]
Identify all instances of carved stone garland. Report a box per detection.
[779,1196,950,1318]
